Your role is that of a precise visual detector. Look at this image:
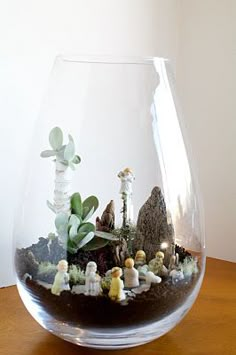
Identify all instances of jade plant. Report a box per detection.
[55,193,99,253]
[40,126,81,214]
[55,192,119,253]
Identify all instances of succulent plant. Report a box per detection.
[40,126,81,170]
[54,193,100,253]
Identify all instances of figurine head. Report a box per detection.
[118,168,134,178]
[111,267,122,278]
[135,250,146,262]
[86,261,97,275]
[124,167,133,175]
[57,260,68,272]
[155,251,164,260]
[125,258,134,268]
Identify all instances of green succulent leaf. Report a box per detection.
[95,231,119,241]
[71,193,83,216]
[64,140,75,161]
[78,222,95,234]
[83,207,95,222]
[69,224,79,239]
[67,239,78,254]
[82,236,109,251]
[49,127,63,150]
[70,231,87,244]
[82,196,99,220]
[77,231,95,249]
[68,214,81,228]
[55,212,68,230]
[72,155,81,164]
[40,150,56,158]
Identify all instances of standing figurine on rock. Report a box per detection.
[124,258,139,288]
[118,168,135,226]
[149,251,168,277]
[85,261,102,296]
[108,267,126,302]
[51,260,70,296]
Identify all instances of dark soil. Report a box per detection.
[16,238,199,329]
[22,275,198,329]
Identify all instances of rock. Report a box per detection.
[15,249,39,279]
[49,238,67,264]
[96,200,115,232]
[28,237,50,262]
[133,186,174,264]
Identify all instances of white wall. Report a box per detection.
[0,0,179,287]
[176,0,236,262]
[1,0,235,287]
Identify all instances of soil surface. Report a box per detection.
[23,275,198,329]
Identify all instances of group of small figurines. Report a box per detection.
[46,165,198,302]
[51,248,198,302]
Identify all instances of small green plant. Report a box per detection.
[112,224,136,256]
[69,264,85,285]
[180,257,198,278]
[37,262,57,283]
[40,126,81,170]
[101,274,112,291]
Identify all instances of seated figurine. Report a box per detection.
[124,258,139,288]
[51,260,70,296]
[137,264,149,277]
[148,251,168,277]
[145,271,162,285]
[85,261,102,296]
[108,267,126,302]
[169,269,184,285]
[134,250,146,267]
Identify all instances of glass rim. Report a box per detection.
[56,54,169,65]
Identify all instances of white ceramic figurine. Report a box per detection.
[85,261,101,296]
[51,260,70,296]
[118,168,135,196]
[149,251,168,277]
[124,258,139,288]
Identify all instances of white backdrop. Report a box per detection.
[0,0,179,287]
[0,0,235,287]
[176,0,236,263]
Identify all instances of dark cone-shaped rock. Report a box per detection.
[96,200,115,232]
[133,186,174,264]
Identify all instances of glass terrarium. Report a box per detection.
[14,55,205,349]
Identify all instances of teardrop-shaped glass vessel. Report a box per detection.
[14,55,205,349]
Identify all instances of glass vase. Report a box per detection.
[14,55,205,349]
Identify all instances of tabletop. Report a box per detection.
[0,257,235,355]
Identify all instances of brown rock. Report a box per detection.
[96,200,115,232]
[133,186,174,264]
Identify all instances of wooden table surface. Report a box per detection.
[0,257,235,355]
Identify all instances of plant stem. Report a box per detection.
[52,160,72,214]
